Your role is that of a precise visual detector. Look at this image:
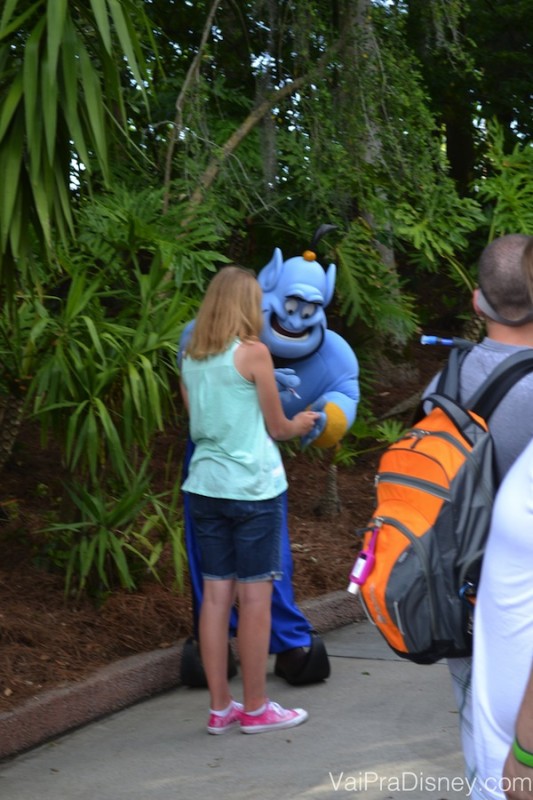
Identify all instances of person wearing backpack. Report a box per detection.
[468,239,533,800]
[422,234,533,787]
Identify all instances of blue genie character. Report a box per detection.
[180,227,360,687]
[259,235,360,449]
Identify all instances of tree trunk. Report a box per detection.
[314,448,342,518]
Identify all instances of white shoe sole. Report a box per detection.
[240,709,308,734]
[207,720,241,735]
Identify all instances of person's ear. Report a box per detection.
[472,288,483,316]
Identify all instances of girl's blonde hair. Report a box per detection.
[186,266,263,360]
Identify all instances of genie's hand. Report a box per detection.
[275,368,302,402]
[301,396,327,448]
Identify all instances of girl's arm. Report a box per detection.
[235,341,318,441]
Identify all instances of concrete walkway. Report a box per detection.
[0,621,469,800]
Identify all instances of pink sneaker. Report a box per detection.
[207,700,243,734]
[240,700,308,734]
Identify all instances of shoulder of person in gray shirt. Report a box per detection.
[423,337,533,482]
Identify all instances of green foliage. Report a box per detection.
[0,291,48,398]
[43,463,186,597]
[27,265,188,483]
[393,181,484,289]
[248,3,483,326]
[74,184,231,293]
[334,416,407,467]
[52,188,226,590]
[476,122,533,240]
[0,266,191,595]
[0,0,155,289]
[24,183,227,487]
[336,219,419,344]
[0,182,229,595]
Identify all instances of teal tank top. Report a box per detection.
[181,340,287,499]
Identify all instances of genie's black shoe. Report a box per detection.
[180,637,238,688]
[274,634,330,686]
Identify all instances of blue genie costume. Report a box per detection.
[180,227,360,686]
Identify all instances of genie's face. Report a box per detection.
[258,248,336,360]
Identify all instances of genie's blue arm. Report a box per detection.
[178,320,195,370]
[296,332,359,448]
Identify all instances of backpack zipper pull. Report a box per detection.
[406,429,429,448]
[347,522,380,595]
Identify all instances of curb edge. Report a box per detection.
[0,591,364,761]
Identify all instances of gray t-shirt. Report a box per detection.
[423,337,533,481]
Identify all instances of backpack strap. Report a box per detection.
[423,394,486,445]
[435,343,475,398]
[411,339,476,424]
[469,349,533,420]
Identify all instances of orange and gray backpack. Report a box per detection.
[349,340,533,664]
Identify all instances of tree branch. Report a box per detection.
[187,76,306,210]
[162,0,223,213]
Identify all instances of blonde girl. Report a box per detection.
[180,266,319,735]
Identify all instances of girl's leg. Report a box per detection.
[236,580,273,712]
[199,578,236,710]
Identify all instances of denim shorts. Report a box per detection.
[186,493,283,582]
